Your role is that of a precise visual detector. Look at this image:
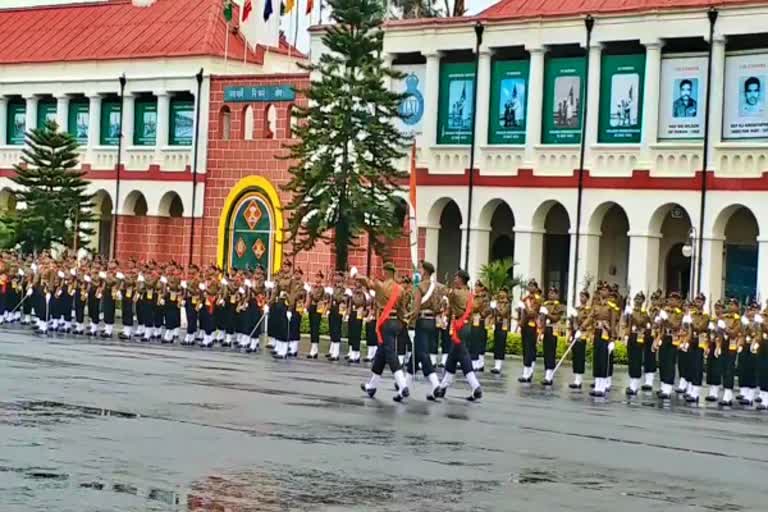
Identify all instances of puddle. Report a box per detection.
[0,400,138,426]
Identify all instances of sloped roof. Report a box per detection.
[0,0,304,65]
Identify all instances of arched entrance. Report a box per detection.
[437,200,461,282]
[591,203,630,291]
[542,202,570,300]
[224,190,276,271]
[489,201,515,263]
[722,206,759,300]
[651,203,693,296]
[92,190,113,258]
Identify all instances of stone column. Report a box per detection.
[584,43,602,164]
[122,93,136,148]
[698,236,725,300]
[155,91,170,147]
[756,238,768,303]
[422,224,441,267]
[24,95,38,132]
[640,40,662,168]
[513,226,545,286]
[627,232,662,294]
[422,51,441,147]
[56,95,69,133]
[465,225,491,281]
[524,46,545,164]
[571,230,600,296]
[706,36,726,170]
[87,95,101,148]
[0,97,7,145]
[474,49,492,147]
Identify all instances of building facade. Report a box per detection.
[324,0,768,302]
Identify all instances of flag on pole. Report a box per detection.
[408,141,419,273]
[223,0,233,21]
[306,0,313,15]
[242,0,253,20]
[264,0,274,21]
[285,0,295,13]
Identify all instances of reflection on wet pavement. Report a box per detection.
[1,327,767,511]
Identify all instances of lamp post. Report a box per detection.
[65,208,79,254]
[463,21,484,271]
[189,68,204,266]
[682,227,696,298]
[111,74,127,261]
[570,14,594,305]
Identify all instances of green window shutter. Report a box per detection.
[169,99,194,146]
[100,99,122,146]
[68,99,90,145]
[134,98,158,146]
[37,100,57,130]
[7,101,26,145]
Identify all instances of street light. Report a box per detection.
[65,207,79,254]
[683,227,696,298]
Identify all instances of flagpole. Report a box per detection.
[292,0,300,57]
[288,2,294,59]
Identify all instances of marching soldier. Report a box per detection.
[326,272,346,361]
[705,300,725,402]
[363,288,378,363]
[287,266,306,357]
[347,276,368,364]
[643,289,664,390]
[305,271,325,359]
[756,300,768,410]
[469,280,490,372]
[569,289,592,390]
[589,282,618,397]
[737,301,761,406]
[270,264,291,359]
[359,262,411,402]
[406,261,441,398]
[517,279,542,383]
[684,294,710,403]
[102,265,118,339]
[623,291,650,396]
[652,291,684,400]
[432,269,483,401]
[490,286,512,375]
[718,298,743,406]
[540,286,565,385]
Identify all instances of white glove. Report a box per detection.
[98,271,106,279]
[659,310,668,321]
[17,269,24,277]
[741,315,750,326]
[160,276,168,285]
[303,282,311,292]
[349,266,358,278]
[45,293,51,302]
[490,300,497,310]
[265,280,275,289]
[568,307,577,318]
[31,263,38,274]
[646,323,651,329]
[324,286,333,295]
[539,306,549,316]
[575,329,582,339]
[181,280,188,289]
[70,268,76,277]
[717,319,726,329]
[245,279,253,288]
[26,288,33,297]
[116,272,125,280]
[57,270,65,279]
[683,314,692,325]
[608,342,615,353]
[138,274,145,283]
[220,278,228,286]
[238,287,245,294]
[755,314,764,324]
[517,301,525,310]
[345,288,353,297]
[370,290,376,297]
[199,282,207,291]
[263,304,270,314]
[708,321,715,331]
[84,275,92,283]
[624,305,633,316]
[116,291,122,301]
[287,311,293,320]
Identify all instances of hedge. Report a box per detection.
[296,315,629,365]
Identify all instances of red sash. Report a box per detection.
[376,284,402,345]
[206,295,215,315]
[451,292,474,345]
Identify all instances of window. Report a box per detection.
[68,98,89,145]
[169,96,194,146]
[288,104,298,138]
[7,100,26,145]
[169,195,184,218]
[37,98,57,130]
[264,104,276,139]
[100,98,121,146]
[243,105,254,140]
[134,96,158,146]
[219,106,232,140]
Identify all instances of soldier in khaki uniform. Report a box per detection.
[623,291,650,395]
[304,271,325,359]
[755,300,768,410]
[359,262,411,401]
[653,291,685,399]
[406,261,441,399]
[347,276,368,364]
[589,282,618,397]
[517,279,542,383]
[718,298,743,406]
[490,286,512,374]
[326,272,346,361]
[683,294,711,403]
[705,300,725,402]
[469,280,490,372]
[540,286,565,385]
[569,290,592,389]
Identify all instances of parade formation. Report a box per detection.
[2,252,768,410]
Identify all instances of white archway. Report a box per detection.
[158,191,184,218]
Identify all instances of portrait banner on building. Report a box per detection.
[488,59,529,144]
[392,64,426,136]
[7,101,26,145]
[68,100,89,145]
[542,56,585,144]
[437,61,476,145]
[134,99,158,146]
[100,100,122,146]
[658,56,707,139]
[598,54,645,143]
[170,100,194,146]
[723,53,768,139]
[37,101,57,130]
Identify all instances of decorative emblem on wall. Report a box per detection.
[243,200,262,230]
[252,238,266,259]
[235,237,247,258]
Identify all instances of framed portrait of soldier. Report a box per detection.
[598,54,645,143]
[542,56,586,144]
[723,53,768,139]
[436,61,477,144]
[488,59,529,144]
[658,56,707,139]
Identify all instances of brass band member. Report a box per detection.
[705,300,725,402]
[684,294,710,403]
[718,298,743,406]
[653,291,684,399]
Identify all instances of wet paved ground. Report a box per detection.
[1,328,767,512]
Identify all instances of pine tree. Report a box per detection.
[282,0,408,270]
[7,120,95,255]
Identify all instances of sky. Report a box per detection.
[3,0,499,53]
